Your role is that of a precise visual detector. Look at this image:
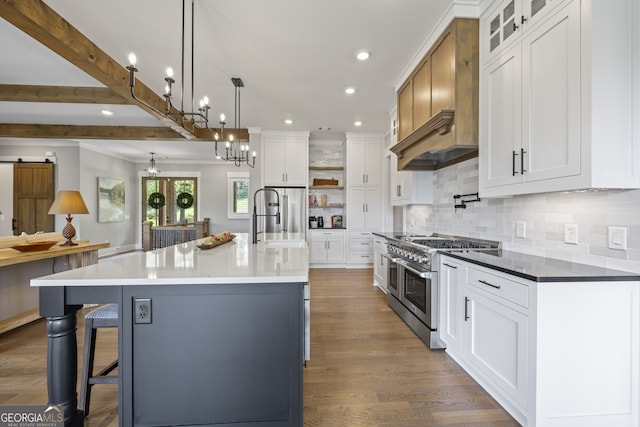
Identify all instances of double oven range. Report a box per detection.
[383,234,500,349]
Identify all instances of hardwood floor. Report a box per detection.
[0,268,518,426]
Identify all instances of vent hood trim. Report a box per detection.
[390,109,478,171]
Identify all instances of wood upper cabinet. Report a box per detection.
[430,32,454,115]
[412,57,431,129]
[392,18,479,170]
[397,80,413,142]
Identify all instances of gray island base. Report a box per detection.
[33,233,308,427]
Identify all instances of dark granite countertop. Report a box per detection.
[440,250,640,282]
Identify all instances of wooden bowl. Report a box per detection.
[11,241,59,252]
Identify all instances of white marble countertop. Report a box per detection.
[31,233,308,287]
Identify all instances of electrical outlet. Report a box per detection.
[134,298,152,324]
[608,226,627,251]
[564,224,578,244]
[515,221,526,238]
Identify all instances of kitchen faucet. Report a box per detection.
[252,188,280,244]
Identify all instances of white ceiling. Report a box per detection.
[0,0,479,162]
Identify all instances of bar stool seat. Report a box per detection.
[79,304,118,418]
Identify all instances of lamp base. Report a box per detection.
[61,215,78,246]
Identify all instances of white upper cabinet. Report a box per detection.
[484,0,566,63]
[346,137,382,187]
[262,133,309,186]
[390,152,434,206]
[480,0,639,197]
[388,110,434,205]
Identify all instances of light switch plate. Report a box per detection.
[608,226,627,251]
[516,221,526,238]
[564,224,578,244]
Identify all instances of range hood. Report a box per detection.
[390,110,478,171]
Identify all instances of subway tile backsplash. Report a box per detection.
[405,158,640,273]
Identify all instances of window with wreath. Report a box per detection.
[143,177,197,226]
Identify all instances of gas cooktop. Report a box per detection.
[394,234,501,251]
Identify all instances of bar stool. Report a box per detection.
[79,304,119,418]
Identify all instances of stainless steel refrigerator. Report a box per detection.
[264,186,306,234]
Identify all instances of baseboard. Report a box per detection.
[0,308,40,335]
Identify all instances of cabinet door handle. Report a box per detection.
[443,263,458,269]
[478,279,501,289]
[521,15,527,24]
[520,148,526,174]
[513,22,519,31]
[512,150,518,176]
[362,174,366,184]
[464,297,470,321]
[362,204,366,212]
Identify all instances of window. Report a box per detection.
[227,172,250,219]
[143,177,198,226]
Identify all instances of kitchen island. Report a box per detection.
[31,233,309,427]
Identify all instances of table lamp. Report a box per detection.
[48,190,90,246]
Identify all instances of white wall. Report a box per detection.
[405,157,640,273]
[0,142,251,253]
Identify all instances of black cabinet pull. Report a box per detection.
[479,279,501,289]
[464,297,470,321]
[521,15,527,24]
[443,263,458,269]
[513,22,519,31]
[521,148,526,173]
[512,150,518,176]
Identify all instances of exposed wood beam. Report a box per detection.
[0,0,199,140]
[0,84,130,104]
[194,127,250,142]
[0,123,187,140]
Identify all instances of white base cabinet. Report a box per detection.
[309,229,345,266]
[372,236,388,292]
[347,231,373,265]
[439,254,640,426]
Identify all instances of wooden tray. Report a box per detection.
[11,241,58,252]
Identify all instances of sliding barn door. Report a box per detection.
[13,163,55,235]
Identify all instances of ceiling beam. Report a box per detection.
[0,84,130,104]
[0,123,187,140]
[194,127,250,142]
[0,0,202,140]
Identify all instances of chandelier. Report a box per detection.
[214,78,256,168]
[125,0,212,128]
[145,152,161,177]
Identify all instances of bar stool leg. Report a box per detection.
[79,317,96,417]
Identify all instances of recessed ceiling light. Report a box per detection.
[345,87,356,95]
[101,110,113,116]
[354,121,363,127]
[284,119,293,125]
[355,50,371,61]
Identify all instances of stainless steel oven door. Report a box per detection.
[398,261,437,329]
[382,253,400,299]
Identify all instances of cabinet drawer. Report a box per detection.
[310,229,344,239]
[467,267,529,308]
[349,238,373,252]
[347,251,373,263]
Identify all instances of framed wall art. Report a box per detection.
[98,177,125,222]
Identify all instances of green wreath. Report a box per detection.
[176,192,194,209]
[148,192,166,209]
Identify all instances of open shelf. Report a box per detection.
[309,185,344,190]
[309,203,344,208]
[308,166,344,171]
